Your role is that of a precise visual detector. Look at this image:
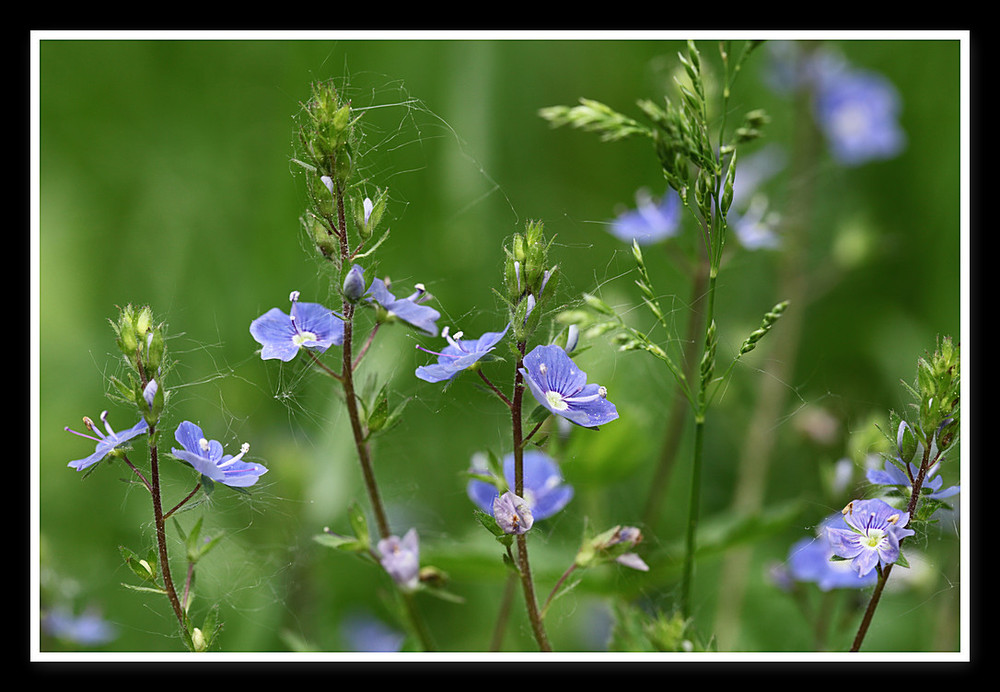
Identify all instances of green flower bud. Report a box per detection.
[135,306,153,339]
[191,627,207,652]
[896,420,918,465]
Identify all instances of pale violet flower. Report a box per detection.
[467,450,574,522]
[250,291,344,362]
[65,411,149,472]
[377,528,420,591]
[578,525,648,571]
[493,491,534,535]
[415,324,509,383]
[826,498,915,577]
[520,344,619,428]
[171,421,268,488]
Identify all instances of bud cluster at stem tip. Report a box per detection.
[300,80,359,187]
[504,220,558,342]
[110,304,166,424]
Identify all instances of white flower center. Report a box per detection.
[545,390,568,411]
[292,330,318,347]
[863,529,887,550]
[833,103,869,138]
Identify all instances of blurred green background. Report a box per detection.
[37,36,963,654]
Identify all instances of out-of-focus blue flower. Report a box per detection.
[366,274,440,336]
[608,188,681,245]
[765,42,906,167]
[520,344,619,428]
[727,144,787,251]
[65,411,149,472]
[814,69,906,166]
[467,450,574,522]
[341,613,405,652]
[492,491,534,535]
[250,291,344,362]
[171,421,268,488]
[764,41,850,95]
[780,514,879,591]
[826,498,915,577]
[377,528,420,592]
[415,324,509,383]
[42,605,118,646]
[866,459,960,501]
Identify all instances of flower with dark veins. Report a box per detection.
[826,498,915,577]
[250,291,344,362]
[171,421,268,488]
[415,324,510,383]
[519,344,619,428]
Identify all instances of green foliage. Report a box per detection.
[40,38,962,654]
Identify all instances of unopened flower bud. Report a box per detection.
[191,627,207,652]
[343,264,366,302]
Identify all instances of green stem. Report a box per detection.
[489,573,518,651]
[680,269,717,619]
[642,249,708,528]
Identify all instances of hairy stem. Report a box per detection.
[148,433,186,629]
[331,175,434,652]
[850,444,937,651]
[512,341,552,652]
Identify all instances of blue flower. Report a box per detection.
[366,274,441,336]
[727,144,787,251]
[65,411,149,471]
[826,498,915,577]
[415,324,510,383]
[171,421,268,488]
[866,459,960,501]
[814,69,906,166]
[341,613,405,653]
[377,528,420,592]
[467,450,574,522]
[608,188,681,245]
[781,514,878,591]
[42,606,118,646]
[250,291,344,362]
[765,42,905,167]
[519,344,619,428]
